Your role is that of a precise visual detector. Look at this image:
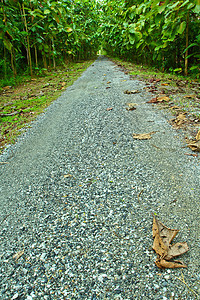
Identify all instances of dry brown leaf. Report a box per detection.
[106,107,113,111]
[126,103,137,111]
[175,113,186,126]
[155,258,187,269]
[107,81,111,84]
[166,242,189,260]
[184,153,198,157]
[170,106,180,110]
[124,90,139,94]
[161,83,169,86]
[188,141,200,152]
[152,216,189,269]
[183,94,196,99]
[154,217,179,247]
[13,250,24,261]
[152,217,168,258]
[196,129,200,141]
[133,131,156,140]
[64,174,72,178]
[147,97,158,104]
[157,96,170,102]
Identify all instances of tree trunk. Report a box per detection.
[34,45,38,68]
[43,53,47,69]
[22,3,33,76]
[185,13,189,76]
[52,38,56,70]
[10,47,17,77]
[4,45,7,78]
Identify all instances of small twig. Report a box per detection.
[184,153,198,157]
[0,214,10,225]
[112,231,122,239]
[174,272,199,299]
[151,144,161,150]
[0,111,21,117]
[138,189,144,201]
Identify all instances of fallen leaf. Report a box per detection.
[13,250,24,261]
[3,86,12,90]
[161,83,169,86]
[106,86,111,89]
[64,174,72,178]
[147,98,158,103]
[126,103,136,111]
[152,217,169,258]
[183,94,196,99]
[106,107,113,111]
[175,113,187,126]
[153,217,179,247]
[196,129,200,141]
[166,242,189,260]
[107,81,111,84]
[155,258,187,269]
[188,141,200,152]
[124,90,139,94]
[170,106,180,109]
[184,153,198,157]
[133,132,156,140]
[157,96,170,102]
[152,216,189,269]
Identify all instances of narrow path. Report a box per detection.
[0,56,199,299]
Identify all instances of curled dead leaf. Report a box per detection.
[133,131,156,140]
[166,242,189,260]
[106,107,113,111]
[13,250,24,261]
[64,174,72,178]
[183,94,196,99]
[175,113,187,126]
[157,96,170,102]
[147,98,158,103]
[196,129,200,141]
[155,258,187,269]
[188,141,200,152]
[152,216,189,269]
[126,103,137,111]
[124,90,139,94]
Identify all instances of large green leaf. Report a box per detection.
[3,38,12,51]
[177,21,186,34]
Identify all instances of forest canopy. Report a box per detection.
[0,0,200,78]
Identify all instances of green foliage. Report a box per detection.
[101,0,200,76]
[0,0,101,78]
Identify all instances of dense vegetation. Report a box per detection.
[0,0,101,79]
[0,0,200,81]
[101,0,200,77]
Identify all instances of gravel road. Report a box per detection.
[0,56,200,300]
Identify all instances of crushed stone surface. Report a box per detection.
[0,56,200,299]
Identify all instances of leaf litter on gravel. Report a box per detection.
[152,216,189,269]
[126,103,137,111]
[132,131,156,140]
[124,89,139,94]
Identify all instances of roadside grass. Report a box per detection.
[0,59,95,154]
[109,56,200,143]
[109,56,200,117]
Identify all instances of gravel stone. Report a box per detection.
[0,56,199,299]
